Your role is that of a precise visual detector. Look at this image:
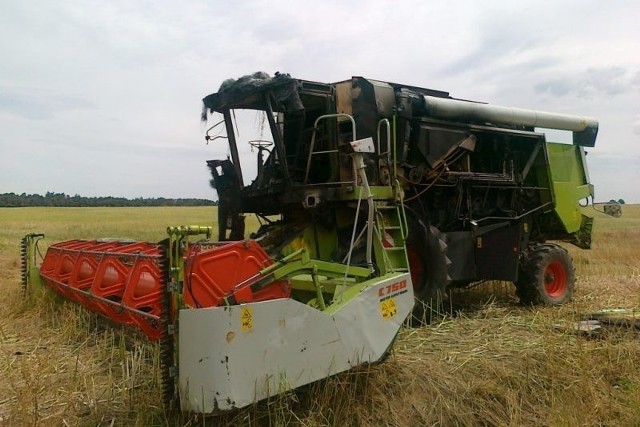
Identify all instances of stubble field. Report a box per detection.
[0,205,639,426]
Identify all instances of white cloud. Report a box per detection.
[0,87,95,119]
[1,0,639,201]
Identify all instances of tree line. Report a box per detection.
[0,192,217,207]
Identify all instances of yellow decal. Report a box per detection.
[240,307,253,331]
[477,237,483,249]
[380,298,397,320]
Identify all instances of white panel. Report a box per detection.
[179,273,413,413]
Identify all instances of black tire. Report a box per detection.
[406,216,450,322]
[516,243,575,305]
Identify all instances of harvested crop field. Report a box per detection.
[1,206,639,426]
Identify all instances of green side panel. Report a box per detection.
[21,234,57,303]
[302,226,338,260]
[336,185,395,201]
[29,267,46,295]
[547,142,594,233]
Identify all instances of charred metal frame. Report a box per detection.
[202,72,597,287]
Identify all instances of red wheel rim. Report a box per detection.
[407,246,424,291]
[544,261,567,297]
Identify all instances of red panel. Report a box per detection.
[39,238,291,339]
[184,240,290,308]
[39,240,166,340]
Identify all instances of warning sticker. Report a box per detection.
[240,307,253,331]
[380,298,397,320]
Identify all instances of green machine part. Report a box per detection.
[546,142,594,248]
[20,233,46,299]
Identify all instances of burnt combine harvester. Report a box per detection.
[22,72,604,413]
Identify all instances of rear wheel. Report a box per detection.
[516,243,575,305]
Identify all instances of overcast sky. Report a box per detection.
[1,0,638,202]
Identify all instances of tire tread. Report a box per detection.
[516,243,575,305]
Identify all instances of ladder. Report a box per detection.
[374,202,409,275]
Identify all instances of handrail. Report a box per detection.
[304,113,356,184]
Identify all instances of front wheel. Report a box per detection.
[516,243,575,305]
[406,216,450,322]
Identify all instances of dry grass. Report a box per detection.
[1,205,639,426]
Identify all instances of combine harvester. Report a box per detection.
[22,72,610,413]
